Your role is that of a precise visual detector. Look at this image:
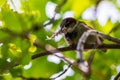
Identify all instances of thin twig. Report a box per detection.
[51,64,72,80]
[43,13,56,27]
[99,32,120,44]
[55,0,67,13]
[32,44,120,59]
[43,0,67,27]
[52,55,90,75]
[82,51,96,78]
[87,51,96,65]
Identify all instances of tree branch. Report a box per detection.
[32,44,120,59]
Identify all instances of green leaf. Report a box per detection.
[0,30,10,41]
[9,38,31,65]
[0,0,6,7]
[10,38,30,52]
[0,58,9,73]
[1,7,22,33]
[65,73,82,80]
[23,56,60,78]
[10,66,22,77]
[0,43,9,73]
[63,51,77,60]
[61,0,74,12]
[28,0,48,22]
[71,0,91,18]
[33,28,57,47]
[21,53,31,65]
[1,43,9,59]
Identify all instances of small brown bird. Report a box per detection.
[58,17,102,46]
[48,17,120,46]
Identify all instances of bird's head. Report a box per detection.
[60,17,77,34]
[46,17,78,40]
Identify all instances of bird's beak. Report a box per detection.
[60,27,67,34]
[56,26,67,35]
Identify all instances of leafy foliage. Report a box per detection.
[0,0,120,80]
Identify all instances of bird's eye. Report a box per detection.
[65,21,72,27]
[67,21,70,24]
[60,18,76,29]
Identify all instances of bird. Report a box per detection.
[58,17,103,46]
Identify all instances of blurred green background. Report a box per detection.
[0,0,120,80]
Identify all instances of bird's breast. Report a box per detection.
[64,24,89,45]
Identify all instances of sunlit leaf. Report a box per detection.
[1,6,22,33]
[56,0,73,12]
[102,20,114,34]
[0,0,6,7]
[28,0,48,22]
[71,0,91,18]
[63,51,76,60]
